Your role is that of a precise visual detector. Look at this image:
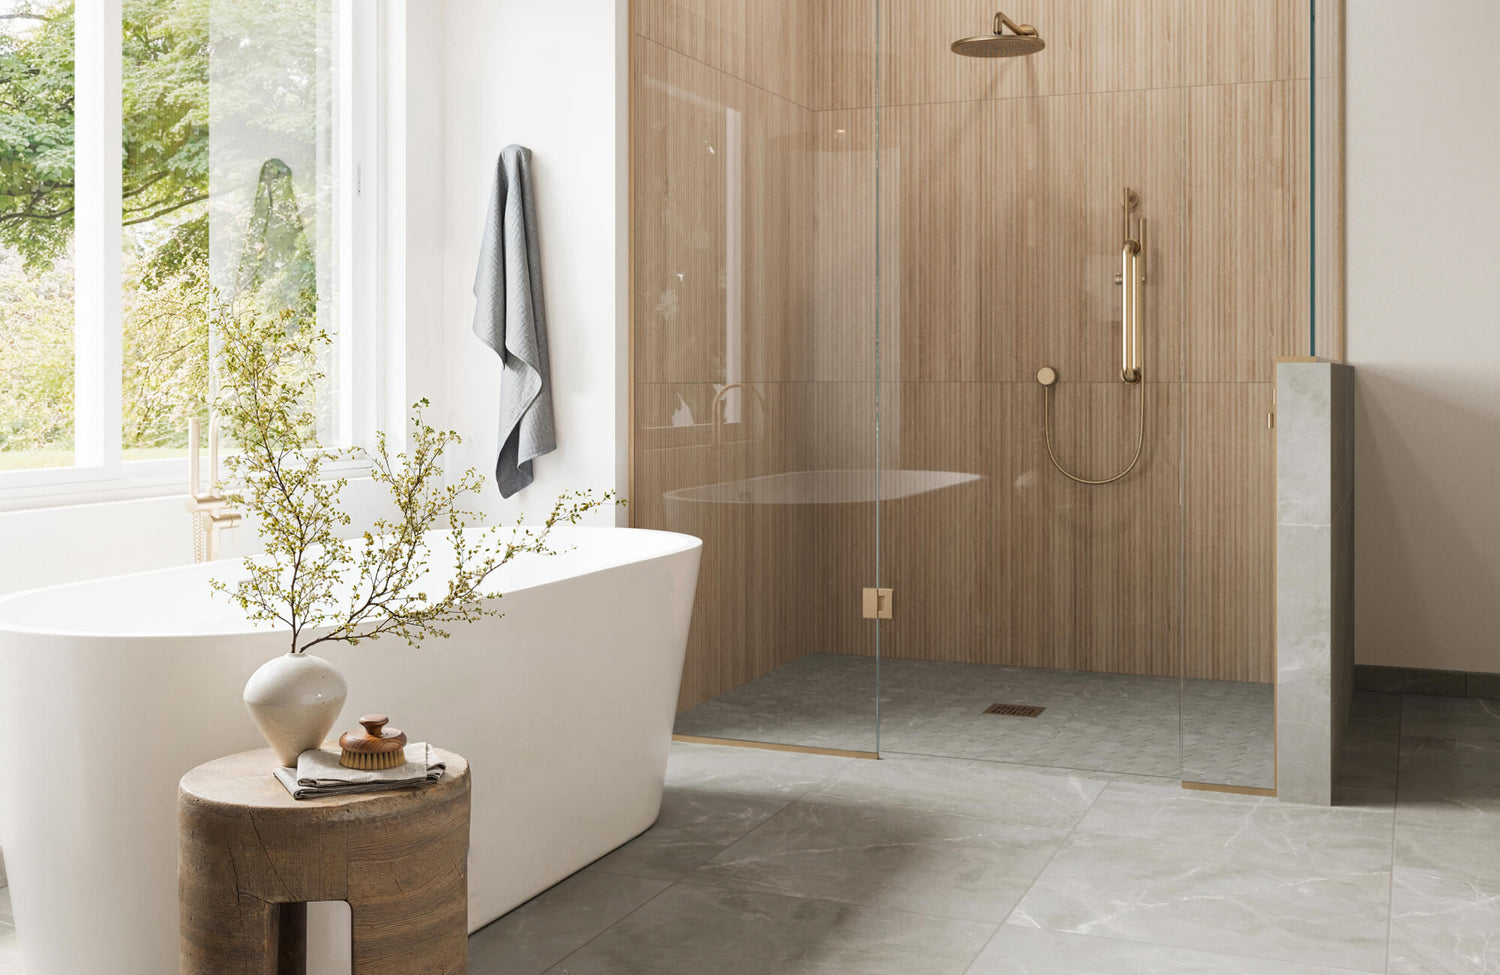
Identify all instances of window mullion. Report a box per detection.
[73,0,125,474]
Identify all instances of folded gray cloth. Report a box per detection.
[472,144,556,498]
[273,743,446,800]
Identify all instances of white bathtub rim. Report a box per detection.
[0,525,701,639]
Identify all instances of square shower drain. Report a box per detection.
[984,703,1046,717]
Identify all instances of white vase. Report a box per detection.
[243,651,348,767]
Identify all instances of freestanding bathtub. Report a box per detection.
[0,526,701,975]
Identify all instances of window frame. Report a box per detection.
[0,0,385,512]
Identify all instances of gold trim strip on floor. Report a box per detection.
[1181,780,1277,798]
[672,734,879,761]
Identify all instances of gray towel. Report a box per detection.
[473,145,556,498]
[273,743,446,800]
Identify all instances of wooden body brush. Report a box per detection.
[339,714,408,770]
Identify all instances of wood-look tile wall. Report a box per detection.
[632,0,1339,707]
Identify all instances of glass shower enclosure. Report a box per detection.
[631,0,1342,791]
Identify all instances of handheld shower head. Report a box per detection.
[951,11,1045,58]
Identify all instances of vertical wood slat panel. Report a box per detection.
[1183,383,1277,682]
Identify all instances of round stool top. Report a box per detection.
[179,744,469,825]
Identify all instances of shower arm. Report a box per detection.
[993,12,1038,37]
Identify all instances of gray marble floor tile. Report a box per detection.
[967,926,1384,974]
[467,870,669,975]
[589,787,793,881]
[1397,736,1500,811]
[1402,696,1500,743]
[812,754,1106,830]
[1394,796,1500,885]
[545,884,994,975]
[1388,868,1500,974]
[1073,782,1394,871]
[663,742,853,798]
[1349,690,1404,726]
[1337,751,1398,805]
[1338,736,1400,791]
[1008,832,1391,972]
[1335,696,1402,808]
[688,796,1068,922]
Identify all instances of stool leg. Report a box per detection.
[349,887,468,975]
[180,891,280,975]
[276,903,308,975]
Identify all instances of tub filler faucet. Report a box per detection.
[186,414,241,562]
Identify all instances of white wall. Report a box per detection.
[1347,1,1500,672]
[439,0,630,527]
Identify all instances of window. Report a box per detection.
[0,0,380,508]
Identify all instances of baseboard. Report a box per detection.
[1354,664,1500,699]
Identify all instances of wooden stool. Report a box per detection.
[178,746,470,974]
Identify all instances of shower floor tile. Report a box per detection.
[673,653,1275,786]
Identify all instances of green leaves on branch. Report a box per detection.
[210,302,618,654]
[0,0,212,271]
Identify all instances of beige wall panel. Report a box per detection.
[878,88,1186,384]
[811,109,878,383]
[633,38,819,385]
[824,0,877,110]
[1183,80,1311,380]
[866,0,1308,110]
[867,380,1180,676]
[735,83,818,383]
[1183,382,1276,683]
[879,382,1011,663]
[632,38,729,384]
[1021,380,1182,677]
[633,0,826,109]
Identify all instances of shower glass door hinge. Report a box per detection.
[862,587,893,620]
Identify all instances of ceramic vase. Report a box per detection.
[243,651,348,767]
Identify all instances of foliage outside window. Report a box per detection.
[0,0,359,496]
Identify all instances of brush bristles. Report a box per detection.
[339,748,405,771]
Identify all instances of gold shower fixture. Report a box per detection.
[1037,188,1148,485]
[951,12,1046,58]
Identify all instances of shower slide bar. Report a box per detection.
[1120,188,1144,384]
[1036,187,1148,485]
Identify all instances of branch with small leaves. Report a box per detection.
[210,301,619,654]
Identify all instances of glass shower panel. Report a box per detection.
[874,1,1296,790]
[872,51,1186,776]
[632,1,1304,787]
[630,6,880,754]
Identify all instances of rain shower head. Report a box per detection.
[951,11,1045,58]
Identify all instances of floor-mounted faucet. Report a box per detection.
[186,415,241,562]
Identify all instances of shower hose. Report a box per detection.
[1040,375,1146,485]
